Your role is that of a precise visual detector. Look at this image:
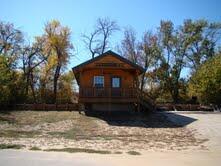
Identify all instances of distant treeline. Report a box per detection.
[0,18,221,105]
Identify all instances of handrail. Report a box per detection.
[80,87,137,98]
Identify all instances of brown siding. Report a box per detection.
[85,54,134,69]
[79,54,138,88]
[80,69,135,88]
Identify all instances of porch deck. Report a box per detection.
[79,87,138,103]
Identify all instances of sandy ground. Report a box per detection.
[0,111,208,152]
[0,148,220,166]
[163,111,221,152]
[1,111,221,166]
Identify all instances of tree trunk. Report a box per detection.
[25,73,30,99]
[171,80,179,104]
[172,90,179,104]
[30,72,37,103]
[140,72,146,93]
[53,63,61,103]
[140,60,148,93]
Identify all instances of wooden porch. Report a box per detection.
[79,87,138,103]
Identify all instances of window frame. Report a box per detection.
[93,76,104,88]
[111,76,121,88]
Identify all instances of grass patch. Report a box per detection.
[47,128,80,139]
[0,111,99,140]
[29,147,41,151]
[47,131,115,141]
[0,144,24,149]
[127,151,141,155]
[0,111,98,128]
[113,151,123,154]
[45,148,111,154]
[0,115,15,124]
[0,111,79,126]
[0,130,41,138]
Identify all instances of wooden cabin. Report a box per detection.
[72,50,153,112]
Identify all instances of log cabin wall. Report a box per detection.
[79,54,138,88]
[80,68,135,88]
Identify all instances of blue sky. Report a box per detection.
[1,0,221,72]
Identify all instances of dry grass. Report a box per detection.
[0,111,79,125]
[127,151,141,155]
[0,130,41,138]
[29,147,41,151]
[45,148,111,154]
[114,151,123,154]
[0,144,24,149]
[0,111,208,153]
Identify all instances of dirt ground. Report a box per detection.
[163,111,221,152]
[1,111,221,166]
[0,149,220,166]
[0,111,209,153]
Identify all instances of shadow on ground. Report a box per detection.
[85,111,197,128]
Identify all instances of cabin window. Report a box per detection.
[94,76,104,87]
[112,77,121,88]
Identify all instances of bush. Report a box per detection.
[188,54,221,104]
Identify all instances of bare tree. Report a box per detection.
[139,31,161,93]
[119,27,142,90]
[120,27,140,64]
[82,29,100,58]
[83,17,119,58]
[120,28,161,93]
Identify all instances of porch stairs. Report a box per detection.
[137,89,156,112]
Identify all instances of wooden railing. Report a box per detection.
[80,87,137,98]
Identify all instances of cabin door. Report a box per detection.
[111,77,121,97]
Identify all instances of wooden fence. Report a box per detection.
[156,103,213,111]
[0,103,79,111]
[0,103,214,111]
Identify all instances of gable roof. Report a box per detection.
[72,50,145,73]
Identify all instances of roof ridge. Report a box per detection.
[72,50,144,73]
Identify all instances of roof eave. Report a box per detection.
[72,50,145,75]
